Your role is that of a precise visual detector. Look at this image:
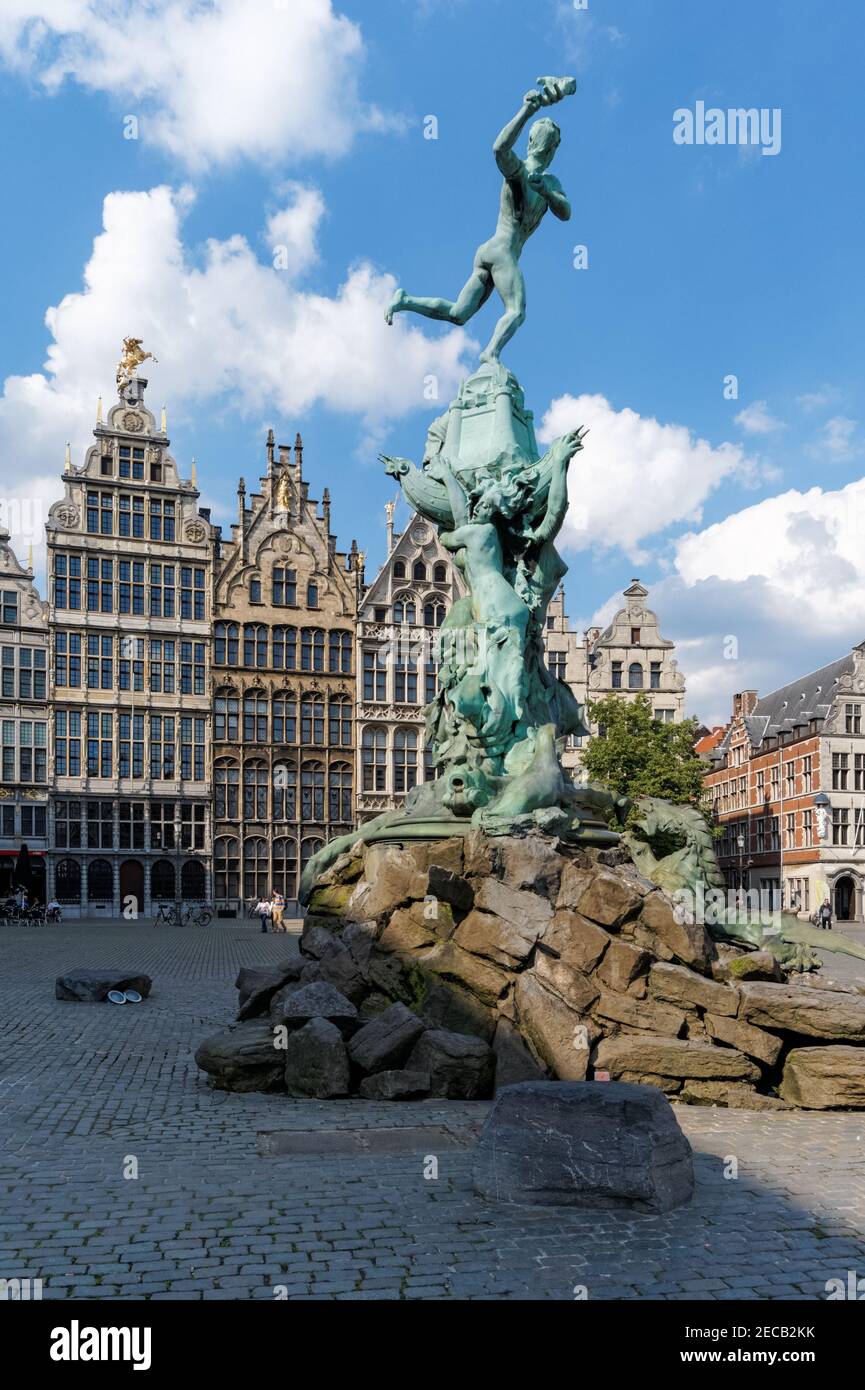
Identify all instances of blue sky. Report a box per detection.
[1,0,864,722]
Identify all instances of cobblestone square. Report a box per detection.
[2,921,864,1301]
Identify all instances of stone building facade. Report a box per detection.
[579,579,685,725]
[544,579,686,772]
[211,432,362,914]
[45,371,216,917]
[355,508,465,822]
[0,523,49,899]
[704,647,865,923]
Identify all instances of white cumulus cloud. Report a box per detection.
[537,393,754,560]
[734,399,783,434]
[0,0,395,170]
[0,181,473,567]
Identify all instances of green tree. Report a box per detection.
[581,694,709,812]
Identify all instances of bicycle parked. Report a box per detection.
[154,902,213,927]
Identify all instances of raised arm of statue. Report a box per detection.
[528,427,588,546]
[493,94,541,179]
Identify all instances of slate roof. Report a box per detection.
[707,652,855,766]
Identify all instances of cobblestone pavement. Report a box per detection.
[1,922,864,1301]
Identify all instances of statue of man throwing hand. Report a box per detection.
[385,76,576,363]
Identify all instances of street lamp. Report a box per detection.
[736,832,746,895]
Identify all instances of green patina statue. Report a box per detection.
[302,79,862,980]
[300,77,618,903]
[623,798,865,973]
[385,76,576,363]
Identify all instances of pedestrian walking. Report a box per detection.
[819,897,833,931]
[270,890,285,932]
[255,896,271,933]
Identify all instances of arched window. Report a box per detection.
[243,624,267,668]
[628,662,644,690]
[394,728,418,794]
[394,651,418,703]
[393,592,416,625]
[214,621,238,665]
[301,837,324,873]
[362,727,387,792]
[214,836,239,900]
[327,630,354,675]
[300,694,325,745]
[181,860,205,900]
[328,695,352,747]
[273,625,297,670]
[423,601,445,628]
[273,695,297,744]
[272,763,297,820]
[393,560,406,579]
[87,858,113,903]
[244,761,268,820]
[243,836,269,901]
[300,628,325,672]
[214,691,239,742]
[433,563,447,583]
[272,837,297,901]
[301,762,325,821]
[329,763,353,823]
[56,857,81,903]
[214,759,239,818]
[413,561,427,581]
[150,859,175,902]
[243,693,268,742]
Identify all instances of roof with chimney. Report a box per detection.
[708,650,858,766]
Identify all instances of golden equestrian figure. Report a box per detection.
[117,337,158,387]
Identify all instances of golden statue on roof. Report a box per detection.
[117,337,157,387]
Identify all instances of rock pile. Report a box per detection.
[195,832,865,1109]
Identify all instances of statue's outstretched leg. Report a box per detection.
[385,267,492,326]
[480,262,525,362]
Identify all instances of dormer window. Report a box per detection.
[393,560,406,579]
[631,627,641,644]
[1,590,17,625]
[119,445,145,480]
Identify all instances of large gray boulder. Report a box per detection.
[358,1069,431,1100]
[347,1002,426,1074]
[472,1081,695,1212]
[195,1020,283,1093]
[236,961,302,1020]
[55,970,152,1003]
[272,981,358,1036]
[408,1028,495,1099]
[284,1018,350,1098]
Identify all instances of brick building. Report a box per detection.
[703,645,865,922]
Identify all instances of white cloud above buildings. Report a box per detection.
[537,392,755,560]
[0,181,472,560]
[0,0,395,170]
